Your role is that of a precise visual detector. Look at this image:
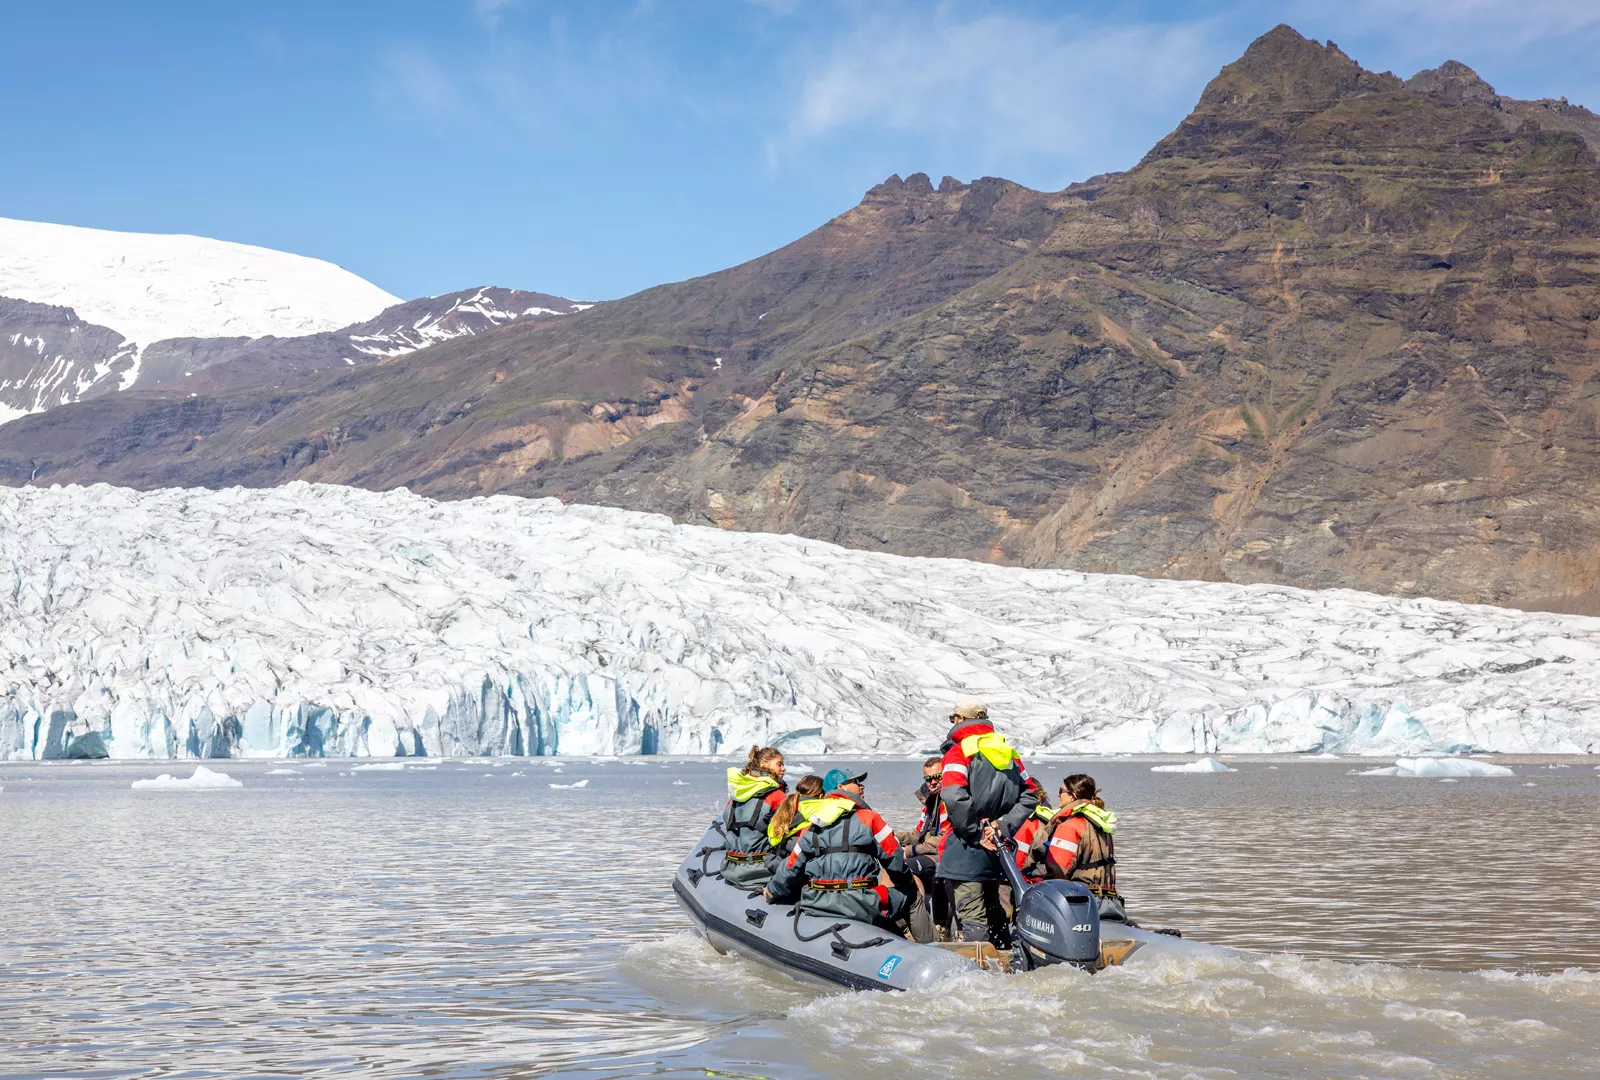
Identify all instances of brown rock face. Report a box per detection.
[3,25,1600,612]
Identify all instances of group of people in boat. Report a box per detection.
[721,697,1124,946]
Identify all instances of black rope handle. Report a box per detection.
[790,904,892,953]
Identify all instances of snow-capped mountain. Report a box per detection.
[342,287,591,359]
[0,216,399,348]
[0,218,586,423]
[2,483,1596,761]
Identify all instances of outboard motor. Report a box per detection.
[997,838,1101,970]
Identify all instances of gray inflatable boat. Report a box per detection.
[673,821,1209,993]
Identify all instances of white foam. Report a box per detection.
[1152,757,1236,773]
[130,764,242,790]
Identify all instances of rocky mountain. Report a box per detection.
[0,217,585,419]
[4,25,1600,613]
[124,287,591,399]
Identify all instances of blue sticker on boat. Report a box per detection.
[877,955,902,979]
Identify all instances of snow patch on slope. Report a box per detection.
[0,217,400,350]
[2,483,1599,760]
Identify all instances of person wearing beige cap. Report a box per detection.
[933,696,1038,946]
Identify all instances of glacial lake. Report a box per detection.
[2,755,1597,1078]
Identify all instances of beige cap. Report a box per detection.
[951,696,989,720]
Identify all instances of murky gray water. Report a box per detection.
[2,756,1597,1078]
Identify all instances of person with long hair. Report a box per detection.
[765,773,824,870]
[721,746,787,889]
[1027,773,1126,921]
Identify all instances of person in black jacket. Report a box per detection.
[897,756,952,938]
[934,697,1037,946]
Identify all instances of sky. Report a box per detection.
[3,0,1598,303]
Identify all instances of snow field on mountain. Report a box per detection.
[1,482,1599,761]
[0,217,399,352]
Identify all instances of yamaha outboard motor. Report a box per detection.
[997,838,1101,970]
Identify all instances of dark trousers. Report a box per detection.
[951,880,1011,947]
[905,854,953,937]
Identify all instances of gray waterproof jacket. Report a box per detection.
[767,793,903,923]
[935,720,1038,882]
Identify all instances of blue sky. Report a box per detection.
[3,1,1597,302]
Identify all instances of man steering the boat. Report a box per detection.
[935,696,1038,946]
[763,768,917,935]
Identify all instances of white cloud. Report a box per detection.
[474,0,516,29]
[782,9,1225,176]
[376,45,470,125]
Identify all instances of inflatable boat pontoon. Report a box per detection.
[673,821,1208,992]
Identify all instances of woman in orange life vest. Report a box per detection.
[1026,773,1127,922]
[721,746,788,889]
[764,774,824,872]
[1010,786,1055,885]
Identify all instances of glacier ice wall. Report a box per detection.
[2,482,1598,759]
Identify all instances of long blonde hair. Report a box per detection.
[743,745,784,779]
[769,774,824,839]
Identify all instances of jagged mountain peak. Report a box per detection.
[1194,24,1401,119]
[1406,60,1500,106]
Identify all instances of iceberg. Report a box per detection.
[2,482,1599,761]
[129,764,242,790]
[1394,757,1515,778]
[1151,758,1236,773]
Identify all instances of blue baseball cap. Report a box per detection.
[822,768,868,792]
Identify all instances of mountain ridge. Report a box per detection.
[3,25,1600,613]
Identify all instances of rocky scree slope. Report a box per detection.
[0,174,1066,494]
[4,26,1600,612]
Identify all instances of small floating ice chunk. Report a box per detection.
[789,763,816,773]
[1355,766,1400,776]
[1151,758,1236,773]
[351,762,406,772]
[1305,752,1341,760]
[409,765,437,771]
[302,762,327,768]
[131,765,243,790]
[549,778,590,790]
[264,768,299,776]
[1395,757,1514,778]
[673,779,689,786]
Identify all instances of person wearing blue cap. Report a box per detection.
[765,767,921,937]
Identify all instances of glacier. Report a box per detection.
[1,482,1598,761]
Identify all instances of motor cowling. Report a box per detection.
[1012,879,1100,968]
